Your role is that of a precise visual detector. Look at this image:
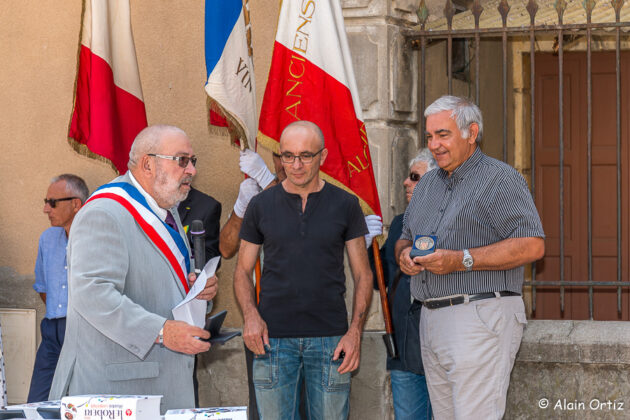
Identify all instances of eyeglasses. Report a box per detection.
[408,172,421,182]
[148,154,197,168]
[44,197,78,208]
[279,148,324,164]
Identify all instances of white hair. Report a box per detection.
[425,95,483,142]
[409,148,437,172]
[128,125,188,169]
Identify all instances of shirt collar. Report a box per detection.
[128,171,168,221]
[437,146,484,184]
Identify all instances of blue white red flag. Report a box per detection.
[205,0,257,149]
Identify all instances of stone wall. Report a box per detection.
[506,320,630,419]
[342,1,421,224]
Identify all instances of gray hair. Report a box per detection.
[424,95,483,142]
[51,174,89,203]
[128,125,188,169]
[409,148,437,172]
[281,120,325,148]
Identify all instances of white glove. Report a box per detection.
[364,215,383,247]
[233,178,262,218]
[239,149,276,189]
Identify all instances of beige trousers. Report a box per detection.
[420,296,527,420]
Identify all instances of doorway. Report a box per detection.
[533,51,630,320]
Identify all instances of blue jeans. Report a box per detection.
[390,369,432,420]
[253,336,350,420]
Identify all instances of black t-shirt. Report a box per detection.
[240,182,368,338]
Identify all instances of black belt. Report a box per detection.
[416,291,520,310]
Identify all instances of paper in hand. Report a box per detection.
[172,256,220,328]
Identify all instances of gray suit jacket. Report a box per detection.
[50,173,199,413]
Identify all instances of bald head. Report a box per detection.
[280,121,325,149]
[128,125,188,170]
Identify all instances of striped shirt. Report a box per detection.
[401,147,544,300]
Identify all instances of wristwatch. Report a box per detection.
[462,249,474,271]
[158,327,164,345]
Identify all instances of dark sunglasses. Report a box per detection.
[148,153,197,168]
[408,172,421,182]
[44,197,78,208]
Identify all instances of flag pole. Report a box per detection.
[371,239,397,358]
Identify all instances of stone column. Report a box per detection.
[342,1,420,224]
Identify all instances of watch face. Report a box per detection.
[463,250,473,269]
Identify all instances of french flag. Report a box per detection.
[258,0,381,216]
[205,0,257,150]
[68,0,148,174]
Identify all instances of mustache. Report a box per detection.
[180,176,193,185]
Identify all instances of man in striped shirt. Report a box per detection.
[395,95,545,419]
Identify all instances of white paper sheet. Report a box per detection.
[172,256,220,328]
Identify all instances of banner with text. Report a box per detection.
[205,0,257,149]
[258,0,381,216]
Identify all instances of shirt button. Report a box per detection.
[58,304,62,308]
[62,285,66,289]
[64,266,68,270]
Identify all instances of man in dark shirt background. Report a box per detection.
[177,186,221,407]
[234,120,373,419]
[178,187,221,264]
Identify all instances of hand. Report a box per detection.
[233,178,262,218]
[333,327,361,374]
[162,320,210,354]
[189,272,218,301]
[412,249,460,275]
[239,149,276,189]
[398,246,424,276]
[364,215,382,248]
[242,311,269,355]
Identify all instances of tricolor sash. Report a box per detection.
[86,182,191,294]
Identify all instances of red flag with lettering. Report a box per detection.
[258,0,381,216]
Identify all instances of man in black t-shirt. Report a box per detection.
[234,121,373,419]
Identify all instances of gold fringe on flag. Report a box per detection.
[66,0,119,175]
[206,96,250,150]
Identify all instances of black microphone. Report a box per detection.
[191,220,206,273]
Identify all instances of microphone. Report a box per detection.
[191,220,206,273]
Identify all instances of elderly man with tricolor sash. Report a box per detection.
[50,125,218,413]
